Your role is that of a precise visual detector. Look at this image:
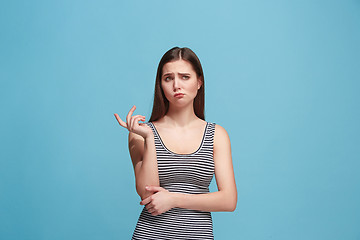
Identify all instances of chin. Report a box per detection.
[169,100,194,108]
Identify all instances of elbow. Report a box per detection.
[136,184,147,200]
[136,182,160,200]
[225,194,237,212]
[224,201,236,212]
[227,203,236,212]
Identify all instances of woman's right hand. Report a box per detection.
[114,105,153,139]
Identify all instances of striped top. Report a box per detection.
[132,121,216,240]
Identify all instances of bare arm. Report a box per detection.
[114,105,159,201]
[129,131,159,200]
[141,124,237,215]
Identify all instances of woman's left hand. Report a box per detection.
[140,186,175,216]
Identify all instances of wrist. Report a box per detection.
[171,192,180,208]
[144,133,154,142]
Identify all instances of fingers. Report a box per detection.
[138,190,163,216]
[147,207,158,216]
[145,203,158,216]
[140,196,152,205]
[114,113,127,128]
[145,186,165,193]
[145,202,154,210]
[114,105,146,132]
[130,115,145,131]
[127,115,145,132]
[126,105,136,125]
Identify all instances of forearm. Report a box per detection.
[136,136,159,199]
[172,190,237,212]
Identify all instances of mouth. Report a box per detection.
[174,93,184,98]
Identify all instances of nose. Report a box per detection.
[173,76,180,91]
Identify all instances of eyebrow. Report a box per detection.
[162,72,190,76]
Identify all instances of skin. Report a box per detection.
[114,106,158,199]
[114,59,237,216]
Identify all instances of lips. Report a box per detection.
[174,93,184,97]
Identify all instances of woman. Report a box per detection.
[114,47,237,239]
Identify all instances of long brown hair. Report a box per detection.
[149,47,205,122]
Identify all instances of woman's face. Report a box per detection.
[161,59,202,107]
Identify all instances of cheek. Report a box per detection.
[161,82,167,92]
[161,83,172,97]
[189,81,199,93]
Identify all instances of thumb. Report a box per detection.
[145,185,164,192]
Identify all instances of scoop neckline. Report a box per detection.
[149,121,208,156]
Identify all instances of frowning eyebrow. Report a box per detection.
[162,72,190,77]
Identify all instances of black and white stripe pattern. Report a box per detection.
[132,121,216,240]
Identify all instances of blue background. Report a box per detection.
[1,0,359,239]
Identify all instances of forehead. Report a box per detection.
[162,60,195,75]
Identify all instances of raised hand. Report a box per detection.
[114,105,153,139]
[140,186,175,216]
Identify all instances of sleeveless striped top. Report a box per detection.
[132,121,216,240]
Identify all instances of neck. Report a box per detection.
[163,101,198,127]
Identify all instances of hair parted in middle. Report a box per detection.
[149,47,205,122]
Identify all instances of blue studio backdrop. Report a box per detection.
[1,0,359,239]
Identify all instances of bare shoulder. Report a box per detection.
[214,124,230,141]
[214,124,231,150]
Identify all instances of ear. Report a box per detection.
[197,77,203,90]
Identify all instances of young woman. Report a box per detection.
[114,47,237,239]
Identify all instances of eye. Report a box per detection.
[182,75,190,80]
[164,76,172,81]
